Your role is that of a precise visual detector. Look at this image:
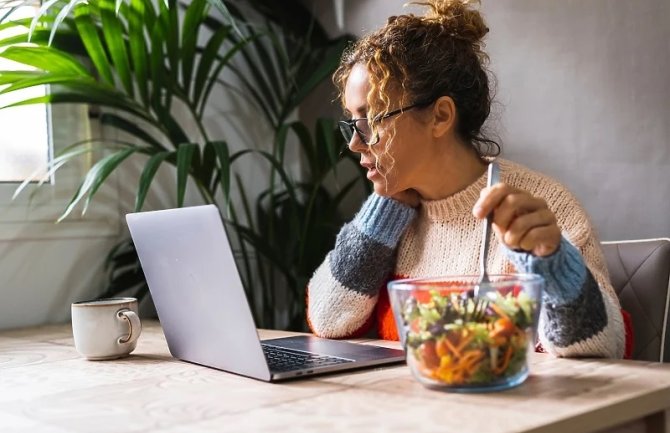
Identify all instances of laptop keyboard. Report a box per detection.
[261,344,353,373]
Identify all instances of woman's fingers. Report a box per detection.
[474,184,561,257]
[500,209,559,252]
[518,225,562,257]
[474,184,536,220]
[492,194,548,232]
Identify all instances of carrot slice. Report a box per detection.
[492,345,514,375]
[490,303,511,321]
[455,334,474,354]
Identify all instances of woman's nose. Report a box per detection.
[347,131,366,153]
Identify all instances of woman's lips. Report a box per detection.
[361,162,379,179]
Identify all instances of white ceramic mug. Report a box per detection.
[71,297,142,360]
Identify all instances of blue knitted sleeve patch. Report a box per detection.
[351,194,417,249]
[504,236,586,305]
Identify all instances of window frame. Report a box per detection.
[0,2,121,240]
[0,102,121,241]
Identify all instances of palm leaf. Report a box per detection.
[114,0,124,14]
[135,151,171,211]
[0,28,85,56]
[230,223,294,284]
[49,0,85,46]
[196,34,254,116]
[12,141,100,200]
[0,70,58,85]
[1,4,21,24]
[231,32,281,122]
[315,117,339,173]
[73,2,114,85]
[153,107,189,146]
[158,0,179,82]
[180,0,207,97]
[292,37,350,107]
[99,112,166,150]
[192,23,230,107]
[82,148,137,213]
[205,0,243,39]
[148,17,166,110]
[209,140,231,212]
[262,23,289,86]
[147,2,170,110]
[0,16,43,34]
[104,238,134,268]
[288,121,316,176]
[0,45,90,76]
[99,0,134,96]
[212,64,274,125]
[0,90,145,123]
[28,0,61,40]
[0,73,92,95]
[199,141,217,192]
[230,149,297,205]
[274,122,290,166]
[147,19,189,144]
[244,26,283,113]
[127,0,148,106]
[59,148,136,221]
[176,143,197,207]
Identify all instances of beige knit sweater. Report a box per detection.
[308,159,626,358]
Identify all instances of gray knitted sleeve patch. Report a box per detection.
[541,271,608,347]
[329,222,396,297]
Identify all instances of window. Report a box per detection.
[0,2,120,240]
[0,2,51,183]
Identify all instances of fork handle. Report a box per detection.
[479,162,500,280]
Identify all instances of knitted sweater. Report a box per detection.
[307,159,626,358]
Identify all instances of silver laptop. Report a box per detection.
[126,204,405,382]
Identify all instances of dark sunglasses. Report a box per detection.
[338,100,435,146]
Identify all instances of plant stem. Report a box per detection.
[296,173,326,270]
[188,102,210,143]
[172,88,210,143]
[193,178,216,204]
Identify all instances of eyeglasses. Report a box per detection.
[338,100,434,146]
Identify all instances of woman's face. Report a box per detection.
[343,64,434,197]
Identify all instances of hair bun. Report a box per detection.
[418,0,489,44]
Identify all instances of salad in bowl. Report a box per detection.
[388,274,544,392]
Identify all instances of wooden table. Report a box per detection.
[1,321,669,433]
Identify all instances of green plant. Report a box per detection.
[0,0,366,329]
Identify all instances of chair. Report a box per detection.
[601,238,670,362]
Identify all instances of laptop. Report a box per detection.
[126,204,405,382]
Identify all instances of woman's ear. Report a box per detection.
[432,96,457,138]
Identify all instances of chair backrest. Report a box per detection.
[601,239,670,362]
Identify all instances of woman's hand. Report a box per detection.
[473,184,561,257]
[391,188,421,208]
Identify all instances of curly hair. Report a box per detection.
[334,0,500,159]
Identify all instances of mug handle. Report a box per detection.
[116,309,142,345]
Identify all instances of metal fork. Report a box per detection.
[473,161,500,298]
[463,297,489,323]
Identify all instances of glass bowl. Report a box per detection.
[388,274,544,392]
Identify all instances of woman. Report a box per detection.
[307,0,627,358]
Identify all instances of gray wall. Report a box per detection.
[314,0,669,241]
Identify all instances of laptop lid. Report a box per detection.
[126,205,271,381]
[127,205,405,382]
